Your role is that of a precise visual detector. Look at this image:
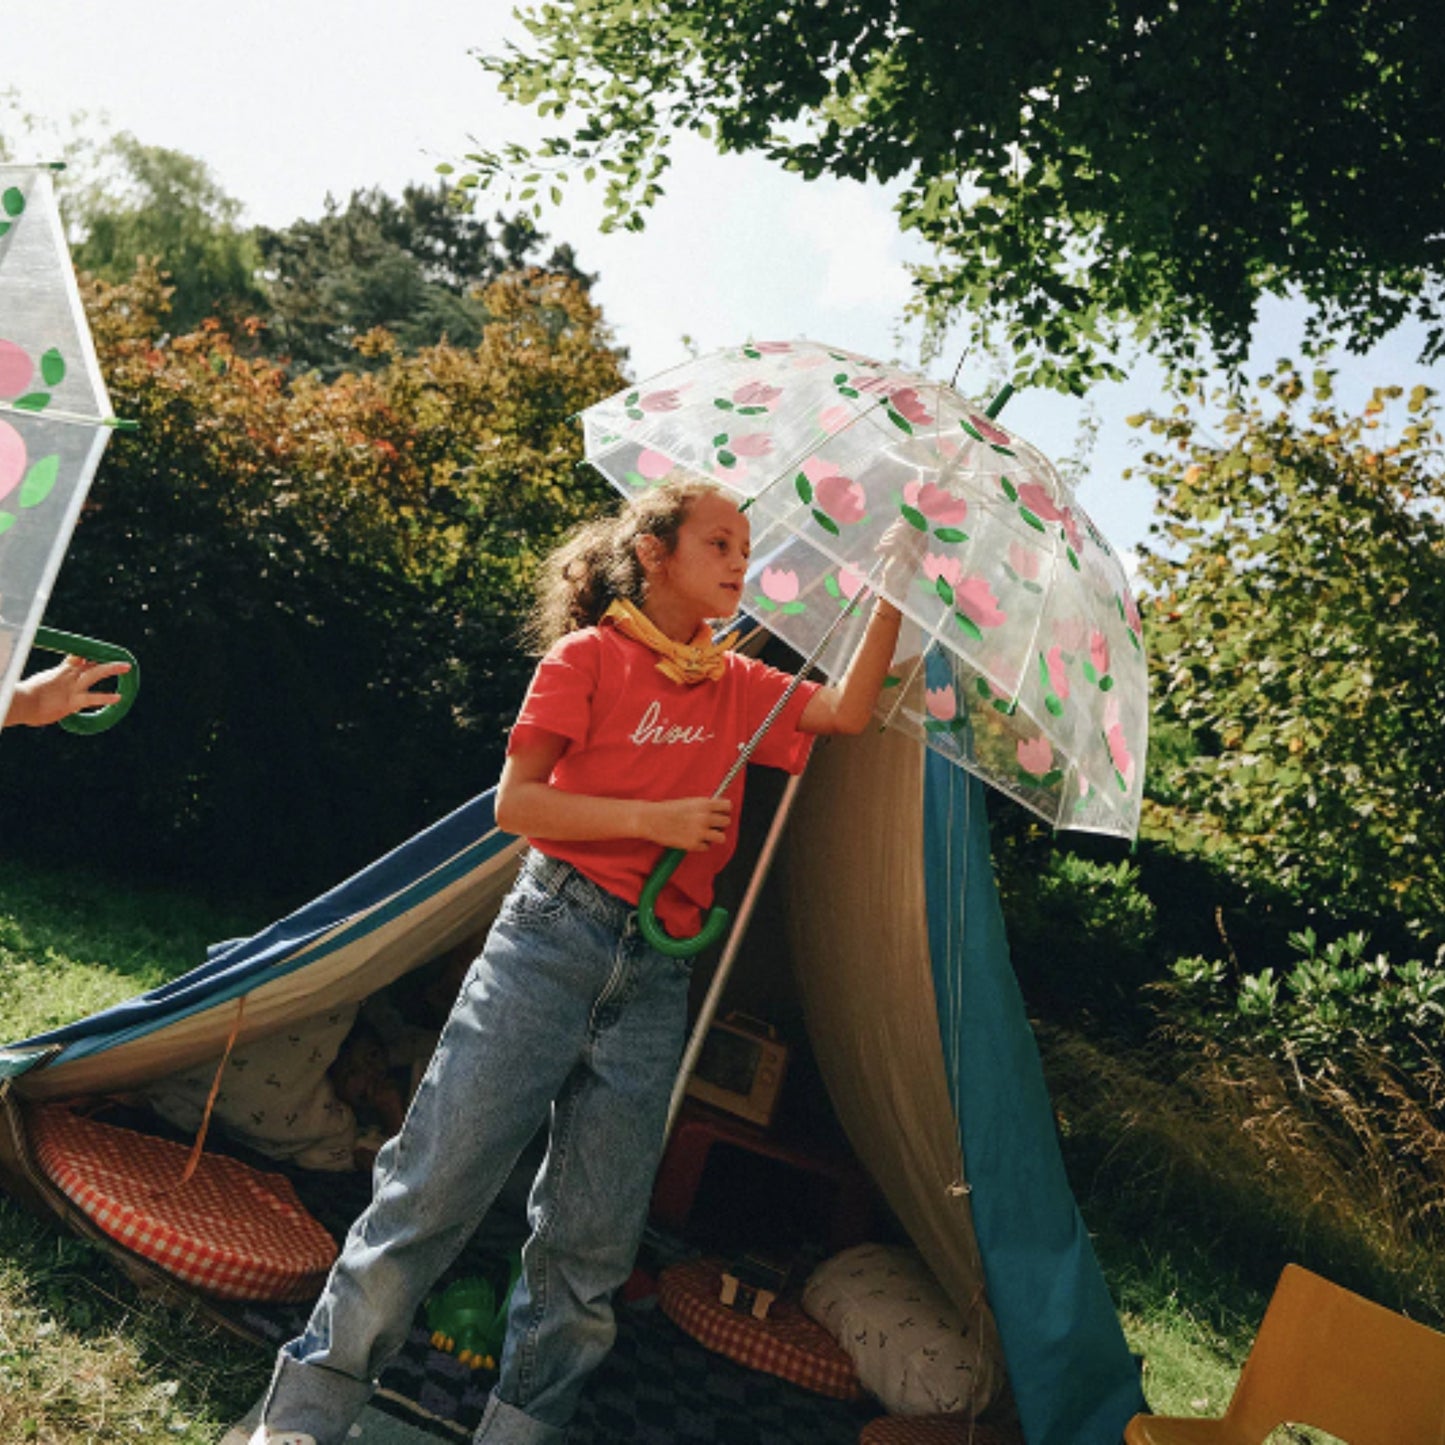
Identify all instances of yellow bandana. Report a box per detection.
[603,599,736,685]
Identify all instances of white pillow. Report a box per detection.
[802,1243,1004,1416]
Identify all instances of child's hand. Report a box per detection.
[876,517,929,598]
[648,795,734,851]
[5,655,131,728]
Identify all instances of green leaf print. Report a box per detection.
[12,393,49,412]
[2,188,24,218]
[19,454,60,508]
[795,473,814,504]
[811,508,840,536]
[933,526,966,544]
[40,349,66,387]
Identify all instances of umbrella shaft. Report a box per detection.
[711,557,882,798]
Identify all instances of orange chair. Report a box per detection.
[1125,1264,1445,1445]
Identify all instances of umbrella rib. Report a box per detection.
[0,402,128,431]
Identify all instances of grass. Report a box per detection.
[2,851,1424,1441]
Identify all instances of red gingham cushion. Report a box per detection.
[28,1104,337,1302]
[658,1257,864,1401]
[859,1415,1017,1445]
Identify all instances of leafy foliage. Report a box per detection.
[462,1,1445,392]
[1135,366,1445,949]
[253,184,592,375]
[1,263,624,898]
[1162,928,1445,1078]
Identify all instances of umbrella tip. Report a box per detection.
[984,383,1015,419]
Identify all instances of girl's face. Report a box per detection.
[646,491,751,625]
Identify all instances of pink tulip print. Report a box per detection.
[924,553,963,590]
[1006,541,1042,582]
[1087,630,1111,686]
[1017,736,1054,778]
[756,566,806,615]
[639,388,683,413]
[903,479,968,529]
[955,576,1006,631]
[925,686,959,725]
[1103,698,1135,790]
[1044,645,1070,705]
[731,381,781,408]
[0,339,33,398]
[815,473,866,525]
[1017,480,1065,524]
[963,413,1013,448]
[836,564,868,601]
[637,448,675,481]
[1053,616,1089,653]
[817,403,853,435]
[729,433,772,458]
[0,418,27,502]
[887,387,934,427]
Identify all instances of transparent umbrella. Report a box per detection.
[0,164,137,735]
[581,338,1147,844]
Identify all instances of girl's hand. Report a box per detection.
[876,516,929,598]
[647,795,733,851]
[5,655,131,728]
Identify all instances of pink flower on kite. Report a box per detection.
[637,448,675,481]
[817,404,853,434]
[837,564,869,600]
[760,567,800,605]
[733,381,781,407]
[1017,480,1065,523]
[1089,630,1110,678]
[0,418,27,501]
[729,433,774,459]
[1017,736,1054,777]
[816,473,866,525]
[955,576,1006,629]
[638,389,683,413]
[1046,645,1070,701]
[923,553,963,589]
[904,480,968,527]
[966,413,1013,447]
[888,387,934,426]
[925,686,958,722]
[1007,541,1042,580]
[0,339,33,399]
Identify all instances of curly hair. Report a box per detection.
[521,476,729,654]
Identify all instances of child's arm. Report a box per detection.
[798,596,904,736]
[799,517,923,736]
[497,732,734,852]
[4,655,132,729]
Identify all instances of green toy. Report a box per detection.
[425,1253,521,1371]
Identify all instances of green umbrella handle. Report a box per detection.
[32,626,140,735]
[639,847,731,958]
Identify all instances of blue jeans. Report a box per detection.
[258,851,694,1444]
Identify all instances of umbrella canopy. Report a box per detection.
[581,339,1148,839]
[0,165,121,727]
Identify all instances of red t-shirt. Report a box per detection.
[506,624,820,938]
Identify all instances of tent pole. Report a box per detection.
[664,768,808,1138]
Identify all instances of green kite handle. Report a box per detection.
[31,626,140,735]
[638,847,731,958]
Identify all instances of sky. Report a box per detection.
[6,0,1442,566]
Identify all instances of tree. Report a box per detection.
[463,1,1445,393]
[67,134,264,333]
[253,184,591,376]
[1134,365,1445,948]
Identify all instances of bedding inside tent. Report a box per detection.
[0,707,1143,1445]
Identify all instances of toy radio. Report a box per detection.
[684,1012,789,1128]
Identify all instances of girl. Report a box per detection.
[248,477,911,1445]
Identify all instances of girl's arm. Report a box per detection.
[496,732,734,852]
[797,596,904,736]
